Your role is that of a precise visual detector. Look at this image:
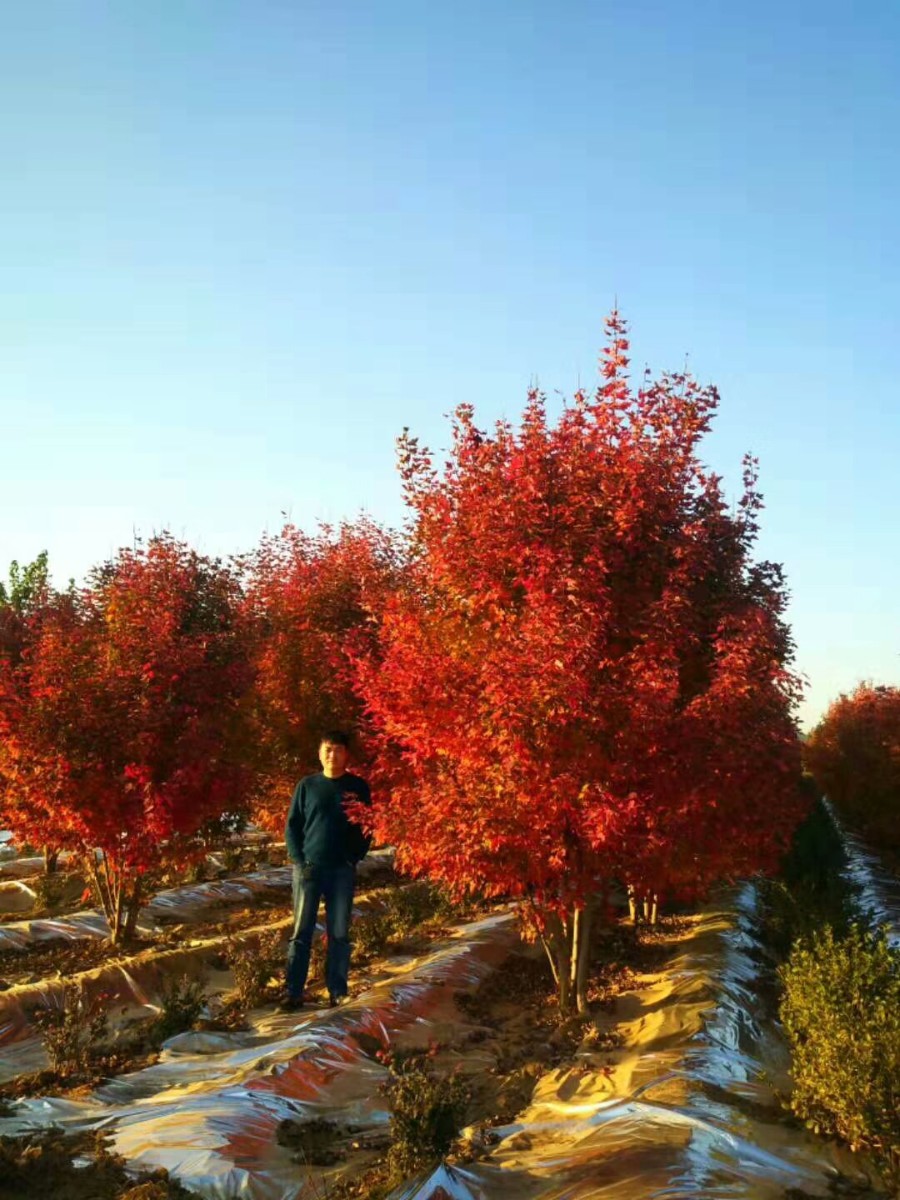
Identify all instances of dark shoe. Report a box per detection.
[275,995,306,1013]
[328,993,348,1008]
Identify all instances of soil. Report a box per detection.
[457,917,672,1129]
[0,1050,164,1103]
[277,1117,353,1167]
[0,938,121,991]
[0,1129,196,1200]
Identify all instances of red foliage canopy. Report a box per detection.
[805,683,900,850]
[241,520,399,830]
[0,536,251,929]
[360,313,805,913]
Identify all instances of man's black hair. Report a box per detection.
[319,729,351,748]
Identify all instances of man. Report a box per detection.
[280,730,372,1011]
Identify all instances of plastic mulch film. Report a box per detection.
[0,857,395,1065]
[389,885,883,1200]
[4,823,899,1200]
[0,872,288,941]
[0,878,37,913]
[825,800,900,944]
[0,907,114,951]
[0,853,54,879]
[144,867,298,924]
[0,937,244,1071]
[0,848,393,950]
[144,849,393,923]
[0,870,88,915]
[0,828,267,863]
[0,913,519,1200]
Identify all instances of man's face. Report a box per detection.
[319,740,348,777]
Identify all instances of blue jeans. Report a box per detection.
[286,862,356,1000]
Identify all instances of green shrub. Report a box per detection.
[276,1116,343,1166]
[781,782,844,891]
[33,872,69,912]
[32,985,109,1077]
[348,882,468,965]
[184,857,209,885]
[385,881,465,939]
[147,974,208,1046]
[380,1049,472,1180]
[220,845,243,876]
[196,808,250,852]
[758,795,861,959]
[780,924,900,1176]
[352,909,394,959]
[225,929,284,1009]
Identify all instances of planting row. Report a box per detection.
[0,833,286,922]
[0,849,394,957]
[4,851,897,1200]
[0,878,482,1082]
[1,895,523,1199]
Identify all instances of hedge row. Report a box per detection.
[770,787,900,1186]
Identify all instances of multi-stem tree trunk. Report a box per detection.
[83,850,144,945]
[42,845,59,875]
[122,877,144,942]
[540,912,571,1013]
[537,896,598,1013]
[627,885,659,926]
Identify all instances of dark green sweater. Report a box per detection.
[285,771,372,868]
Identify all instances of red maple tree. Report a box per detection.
[241,519,400,832]
[0,536,252,942]
[0,556,73,875]
[360,312,806,1010]
[805,683,900,853]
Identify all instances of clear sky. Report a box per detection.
[2,1,898,730]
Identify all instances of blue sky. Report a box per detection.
[1,1,898,730]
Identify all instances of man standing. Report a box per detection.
[280,730,371,1011]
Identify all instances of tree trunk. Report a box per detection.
[556,951,571,1013]
[84,852,109,921]
[43,846,59,875]
[541,933,562,993]
[122,876,143,943]
[569,906,583,990]
[85,851,135,946]
[539,911,574,1013]
[112,867,126,946]
[573,899,595,1013]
